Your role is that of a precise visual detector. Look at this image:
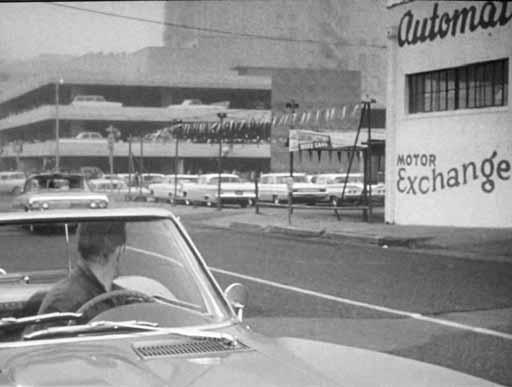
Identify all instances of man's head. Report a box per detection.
[77,221,126,265]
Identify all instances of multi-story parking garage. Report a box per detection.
[0,75,271,174]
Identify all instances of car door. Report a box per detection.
[257,176,270,201]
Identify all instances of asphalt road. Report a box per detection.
[0,197,511,385]
[184,221,512,386]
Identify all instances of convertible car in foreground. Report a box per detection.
[0,208,500,386]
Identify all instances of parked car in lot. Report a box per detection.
[12,173,109,211]
[75,131,104,140]
[334,173,386,203]
[0,171,26,195]
[117,173,165,188]
[257,172,327,205]
[89,178,151,202]
[148,174,199,203]
[71,94,123,107]
[0,207,498,387]
[310,173,364,206]
[184,173,255,207]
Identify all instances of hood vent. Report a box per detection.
[133,338,251,359]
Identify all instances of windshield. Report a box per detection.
[204,176,241,184]
[275,176,307,183]
[0,217,230,342]
[26,175,87,191]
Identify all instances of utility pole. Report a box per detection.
[217,112,227,211]
[106,125,117,177]
[285,99,299,177]
[55,79,63,171]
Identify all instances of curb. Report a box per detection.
[264,225,325,238]
[229,221,429,247]
[323,231,381,245]
[230,222,266,233]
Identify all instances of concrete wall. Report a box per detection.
[386,1,512,227]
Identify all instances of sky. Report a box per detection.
[0,2,165,61]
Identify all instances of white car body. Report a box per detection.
[184,173,255,207]
[75,131,104,140]
[148,174,199,202]
[168,99,230,109]
[12,173,109,211]
[89,178,151,201]
[71,95,123,107]
[311,173,364,205]
[0,171,26,194]
[258,173,327,205]
[341,173,386,198]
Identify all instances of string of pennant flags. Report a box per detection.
[156,102,364,146]
[271,102,363,129]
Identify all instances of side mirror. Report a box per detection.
[224,283,249,321]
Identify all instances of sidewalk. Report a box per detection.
[179,205,512,263]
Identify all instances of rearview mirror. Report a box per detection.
[224,283,249,321]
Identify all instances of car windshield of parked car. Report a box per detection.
[26,176,87,191]
[275,176,307,184]
[0,218,229,343]
[207,176,240,184]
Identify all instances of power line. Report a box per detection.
[47,2,386,49]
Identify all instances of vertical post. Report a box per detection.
[55,81,61,172]
[367,100,373,221]
[139,136,144,195]
[128,135,132,198]
[173,124,180,206]
[217,112,227,211]
[254,173,259,214]
[107,126,115,186]
[285,99,299,178]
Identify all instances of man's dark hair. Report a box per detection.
[77,221,126,263]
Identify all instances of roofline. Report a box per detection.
[0,207,175,224]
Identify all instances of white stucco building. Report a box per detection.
[385,0,511,227]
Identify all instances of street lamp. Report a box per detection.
[55,78,64,172]
[285,99,299,177]
[216,112,227,211]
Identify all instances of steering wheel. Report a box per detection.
[71,290,155,324]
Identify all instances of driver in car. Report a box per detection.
[37,221,126,316]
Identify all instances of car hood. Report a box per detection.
[0,329,499,387]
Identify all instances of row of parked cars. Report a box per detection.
[1,170,385,211]
[144,172,385,207]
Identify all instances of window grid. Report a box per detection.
[408,59,508,114]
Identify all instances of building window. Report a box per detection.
[408,59,508,114]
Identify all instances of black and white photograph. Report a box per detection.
[0,1,510,385]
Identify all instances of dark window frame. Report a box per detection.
[407,59,508,114]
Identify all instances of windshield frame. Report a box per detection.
[0,210,236,338]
